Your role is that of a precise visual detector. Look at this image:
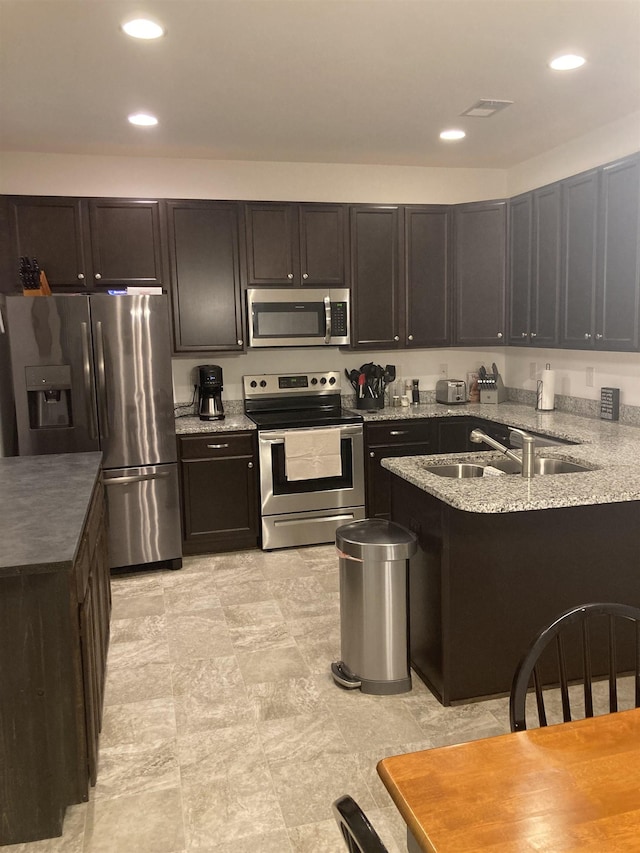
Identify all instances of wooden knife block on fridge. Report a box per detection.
[23,271,52,297]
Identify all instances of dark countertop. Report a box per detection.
[377,403,640,513]
[0,452,103,575]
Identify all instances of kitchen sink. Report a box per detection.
[424,458,593,478]
[425,463,485,478]
[488,457,592,475]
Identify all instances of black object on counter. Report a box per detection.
[347,362,394,409]
[600,387,620,421]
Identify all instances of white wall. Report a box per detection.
[172,347,507,404]
[0,151,506,204]
[506,348,640,407]
[507,111,640,196]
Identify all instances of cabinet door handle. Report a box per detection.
[95,273,102,280]
[596,333,603,340]
[497,332,503,339]
[521,332,527,338]
[287,273,294,280]
[207,443,229,449]
[584,332,592,339]
[530,332,537,338]
[369,451,375,458]
[237,339,243,346]
[394,335,399,341]
[408,334,414,341]
[302,273,309,280]
[389,430,408,436]
[78,273,85,280]
[248,461,254,468]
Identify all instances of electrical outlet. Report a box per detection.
[439,363,448,378]
[586,366,595,388]
[529,362,537,381]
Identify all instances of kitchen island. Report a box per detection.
[379,404,640,705]
[0,452,110,845]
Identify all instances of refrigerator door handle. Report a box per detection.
[94,320,109,439]
[105,471,171,485]
[81,321,98,440]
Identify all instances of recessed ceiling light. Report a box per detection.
[549,54,586,71]
[440,129,466,141]
[128,112,158,127]
[121,18,165,40]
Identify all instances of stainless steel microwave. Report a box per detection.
[247,287,350,347]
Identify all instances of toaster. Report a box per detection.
[435,379,467,404]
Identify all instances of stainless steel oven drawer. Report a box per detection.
[262,506,366,550]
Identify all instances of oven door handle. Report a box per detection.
[260,425,362,444]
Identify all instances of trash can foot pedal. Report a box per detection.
[331,661,361,689]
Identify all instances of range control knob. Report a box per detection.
[320,377,327,384]
[329,376,336,385]
[250,380,257,388]
[260,380,267,388]
[310,377,318,385]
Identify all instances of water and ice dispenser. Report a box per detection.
[25,365,73,429]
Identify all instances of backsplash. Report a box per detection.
[177,390,640,427]
[506,388,640,427]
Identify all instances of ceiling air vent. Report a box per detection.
[461,99,514,118]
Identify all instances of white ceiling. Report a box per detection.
[1,0,639,169]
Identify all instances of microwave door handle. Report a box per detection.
[324,295,331,343]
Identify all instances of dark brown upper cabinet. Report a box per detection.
[453,200,507,347]
[87,199,164,289]
[350,205,402,348]
[508,184,561,347]
[596,154,640,351]
[6,196,165,292]
[560,169,599,349]
[244,202,346,286]
[350,205,450,350]
[404,206,451,348]
[7,196,90,290]
[561,154,640,352]
[166,201,244,353]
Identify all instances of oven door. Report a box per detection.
[258,424,364,515]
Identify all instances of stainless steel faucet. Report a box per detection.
[469,427,536,478]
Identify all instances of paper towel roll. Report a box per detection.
[537,364,555,411]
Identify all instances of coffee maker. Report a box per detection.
[197,365,225,421]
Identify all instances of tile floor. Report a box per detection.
[7,545,635,852]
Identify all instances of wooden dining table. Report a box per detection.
[377,708,640,852]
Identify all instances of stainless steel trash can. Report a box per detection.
[331,518,417,695]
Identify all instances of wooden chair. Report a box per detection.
[332,795,389,853]
[510,602,640,732]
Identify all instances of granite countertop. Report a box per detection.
[175,414,257,435]
[0,452,103,575]
[377,402,640,514]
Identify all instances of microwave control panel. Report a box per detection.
[331,302,348,336]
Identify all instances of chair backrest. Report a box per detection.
[332,795,389,853]
[510,602,640,732]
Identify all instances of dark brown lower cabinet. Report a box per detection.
[364,420,433,518]
[0,478,110,845]
[179,432,260,554]
[391,475,640,705]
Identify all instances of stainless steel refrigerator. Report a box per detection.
[5,294,182,570]
[0,296,18,457]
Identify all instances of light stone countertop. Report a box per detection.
[375,402,640,514]
[0,452,103,574]
[175,414,257,434]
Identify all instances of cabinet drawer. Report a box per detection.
[179,432,255,460]
[365,420,432,446]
